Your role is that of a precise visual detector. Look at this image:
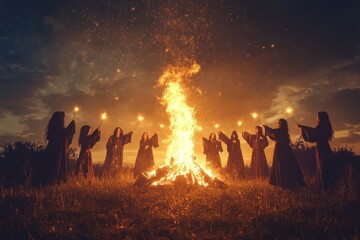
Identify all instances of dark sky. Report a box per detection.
[1,0,360,165]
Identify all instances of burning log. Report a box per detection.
[133,160,226,188]
[134,166,170,187]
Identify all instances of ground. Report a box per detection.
[0,174,359,240]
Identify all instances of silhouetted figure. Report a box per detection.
[219,130,245,179]
[134,132,159,177]
[202,132,223,169]
[242,126,269,178]
[40,111,75,185]
[102,128,133,177]
[298,111,334,191]
[264,119,305,189]
[74,126,100,179]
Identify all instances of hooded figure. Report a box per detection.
[133,132,159,177]
[298,111,335,191]
[74,125,100,179]
[102,127,133,177]
[264,119,305,189]
[202,132,223,169]
[40,111,75,185]
[219,130,245,178]
[242,126,269,178]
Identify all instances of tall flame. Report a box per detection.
[149,63,213,186]
[158,63,200,165]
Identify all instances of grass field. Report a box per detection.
[1,173,359,240]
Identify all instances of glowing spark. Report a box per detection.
[160,124,165,128]
[252,112,258,119]
[237,120,243,126]
[286,107,298,124]
[215,124,220,129]
[98,112,107,128]
[72,106,79,120]
[197,126,203,131]
[101,112,107,120]
[137,115,144,121]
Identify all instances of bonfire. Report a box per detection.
[134,63,225,188]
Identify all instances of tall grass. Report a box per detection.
[0,172,359,239]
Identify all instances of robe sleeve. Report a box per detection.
[106,136,113,151]
[150,133,159,148]
[218,141,223,153]
[300,125,318,143]
[123,131,133,145]
[219,131,230,145]
[202,137,208,154]
[242,131,254,148]
[260,136,269,149]
[65,120,76,145]
[264,125,278,141]
[89,129,101,148]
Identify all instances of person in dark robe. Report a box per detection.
[264,119,305,189]
[202,132,223,169]
[298,111,334,191]
[74,125,100,179]
[219,130,245,179]
[40,111,75,185]
[102,127,133,177]
[133,132,159,177]
[242,126,269,178]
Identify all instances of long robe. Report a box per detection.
[102,131,133,176]
[264,126,305,189]
[219,131,245,178]
[41,120,75,185]
[300,125,334,191]
[202,138,223,169]
[74,129,100,179]
[242,132,269,178]
[134,134,159,177]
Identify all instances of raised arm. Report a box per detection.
[123,131,133,145]
[242,131,253,147]
[263,125,278,141]
[150,133,159,148]
[299,125,318,143]
[89,129,101,148]
[65,120,76,145]
[219,131,230,145]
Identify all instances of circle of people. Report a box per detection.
[39,111,334,191]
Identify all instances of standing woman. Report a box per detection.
[74,125,100,179]
[298,111,334,191]
[264,119,305,189]
[134,132,159,177]
[242,126,269,178]
[41,111,75,185]
[219,130,245,179]
[102,127,133,177]
[202,132,223,170]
